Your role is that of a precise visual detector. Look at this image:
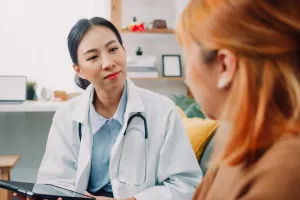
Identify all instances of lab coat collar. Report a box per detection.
[89,80,127,134]
[125,78,145,114]
[71,84,92,124]
[72,78,145,124]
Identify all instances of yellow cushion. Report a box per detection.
[176,106,187,118]
[181,117,218,160]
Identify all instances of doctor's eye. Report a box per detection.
[109,47,119,53]
[87,55,98,61]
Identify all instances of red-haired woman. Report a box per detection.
[176,0,300,199]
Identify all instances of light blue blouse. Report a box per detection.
[88,82,127,193]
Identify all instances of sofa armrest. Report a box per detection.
[199,131,215,175]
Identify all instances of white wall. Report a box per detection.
[0,0,110,93]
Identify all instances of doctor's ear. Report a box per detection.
[73,64,86,79]
[216,49,238,89]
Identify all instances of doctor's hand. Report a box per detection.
[85,192,136,200]
[13,192,63,200]
[85,192,115,200]
[12,193,32,200]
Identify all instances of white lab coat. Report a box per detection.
[36,78,202,200]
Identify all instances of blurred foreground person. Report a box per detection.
[176,0,300,199]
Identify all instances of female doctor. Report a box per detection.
[15,17,202,200]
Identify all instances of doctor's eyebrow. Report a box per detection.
[105,40,117,47]
[83,40,117,55]
[83,48,98,55]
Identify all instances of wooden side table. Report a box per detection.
[0,155,20,200]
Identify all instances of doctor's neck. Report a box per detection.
[93,85,124,119]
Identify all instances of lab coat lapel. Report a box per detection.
[72,79,146,193]
[110,79,145,181]
[72,85,94,193]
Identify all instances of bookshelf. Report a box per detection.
[121,28,174,34]
[130,77,184,81]
[110,0,174,35]
[110,0,189,96]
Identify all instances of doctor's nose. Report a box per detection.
[102,55,115,70]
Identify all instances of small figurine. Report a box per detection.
[127,17,145,32]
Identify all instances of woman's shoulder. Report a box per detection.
[243,133,300,198]
[257,133,300,168]
[252,133,300,178]
[193,134,300,200]
[255,133,300,175]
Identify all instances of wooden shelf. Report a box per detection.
[121,28,174,34]
[130,77,184,81]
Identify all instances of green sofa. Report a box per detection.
[198,131,215,175]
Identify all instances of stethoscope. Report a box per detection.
[78,112,148,186]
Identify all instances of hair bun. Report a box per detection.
[74,74,91,90]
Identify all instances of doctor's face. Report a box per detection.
[74,26,127,91]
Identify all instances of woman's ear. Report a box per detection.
[73,64,86,79]
[216,49,238,89]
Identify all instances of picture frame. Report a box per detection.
[162,55,182,77]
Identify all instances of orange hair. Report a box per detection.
[177,0,300,165]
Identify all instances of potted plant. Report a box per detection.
[170,94,205,119]
[136,46,143,56]
[26,81,37,100]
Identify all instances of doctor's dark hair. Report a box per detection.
[67,17,124,90]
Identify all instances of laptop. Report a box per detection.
[0,76,27,103]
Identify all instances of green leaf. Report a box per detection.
[26,81,36,90]
[170,94,206,119]
[185,102,206,119]
[170,94,195,111]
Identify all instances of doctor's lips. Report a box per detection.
[105,71,121,80]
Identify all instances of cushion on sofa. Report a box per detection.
[177,107,218,160]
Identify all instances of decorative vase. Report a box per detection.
[40,87,53,101]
